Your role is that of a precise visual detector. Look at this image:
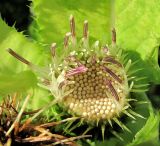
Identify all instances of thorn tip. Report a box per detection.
[112,28,116,44]
[7,48,31,65]
[70,15,76,37]
[50,43,56,58]
[83,20,88,39]
[64,32,71,48]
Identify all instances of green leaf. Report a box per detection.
[116,0,160,83]
[0,18,48,71]
[126,109,159,146]
[0,71,37,96]
[31,0,114,45]
[120,93,159,146]
[0,18,48,96]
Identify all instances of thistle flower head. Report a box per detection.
[48,16,130,124]
[8,16,148,139]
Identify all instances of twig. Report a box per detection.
[52,135,92,145]
[6,94,31,136]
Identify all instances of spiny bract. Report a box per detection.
[8,15,148,139]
